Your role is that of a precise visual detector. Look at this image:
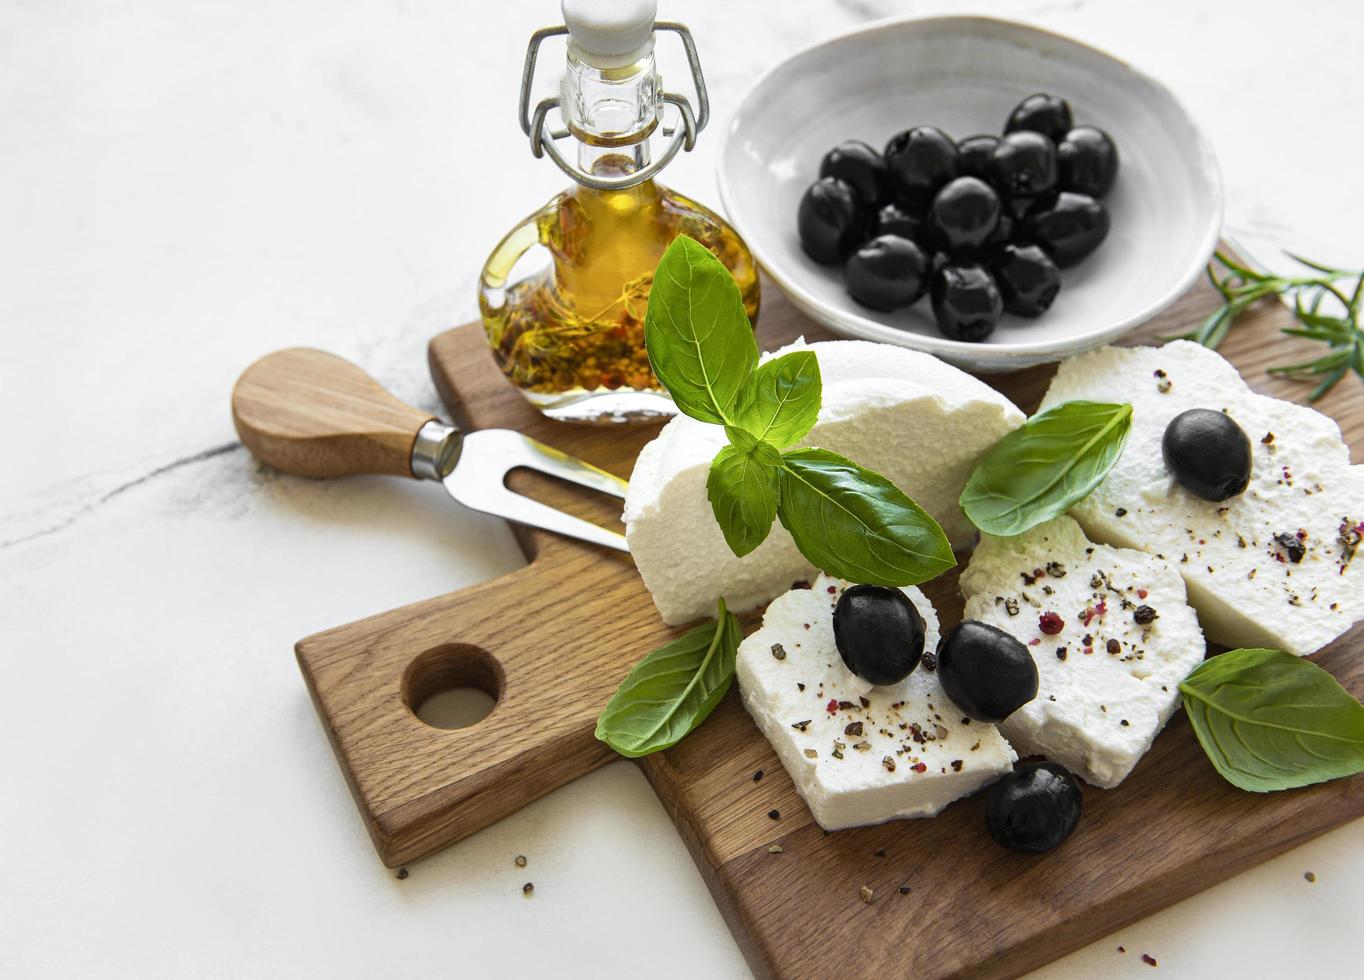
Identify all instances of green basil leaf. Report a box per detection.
[595,599,742,758]
[1180,648,1364,792]
[732,350,822,448]
[644,235,758,425]
[960,400,1133,537]
[707,435,782,557]
[777,448,955,586]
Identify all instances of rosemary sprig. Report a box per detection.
[1178,250,1364,401]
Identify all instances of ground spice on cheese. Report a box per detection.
[1275,531,1306,564]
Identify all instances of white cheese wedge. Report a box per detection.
[960,516,1205,788]
[625,339,1026,625]
[736,574,1017,830]
[1041,341,1364,656]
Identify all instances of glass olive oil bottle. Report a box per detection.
[479,0,759,423]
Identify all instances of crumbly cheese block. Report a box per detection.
[960,516,1205,788]
[625,339,1025,625]
[1041,341,1364,656]
[736,574,1017,830]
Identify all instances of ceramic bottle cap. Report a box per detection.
[561,0,656,68]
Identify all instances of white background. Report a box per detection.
[2,1,1360,976]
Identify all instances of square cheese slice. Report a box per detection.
[736,574,1017,830]
[961,515,1206,788]
[1041,341,1363,656]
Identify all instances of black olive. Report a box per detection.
[883,126,959,211]
[956,134,999,180]
[985,762,1083,854]
[871,203,928,246]
[985,211,1016,249]
[930,262,1003,342]
[992,243,1062,317]
[797,177,864,265]
[929,250,950,279]
[843,235,930,312]
[819,140,889,207]
[1004,93,1074,142]
[832,585,925,686]
[1057,125,1119,198]
[935,620,1039,722]
[926,177,1001,255]
[1021,191,1109,266]
[1162,408,1252,501]
[988,131,1058,204]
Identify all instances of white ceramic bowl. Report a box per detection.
[717,16,1223,373]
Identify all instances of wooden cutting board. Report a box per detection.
[295,270,1364,979]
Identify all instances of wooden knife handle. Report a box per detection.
[231,348,436,479]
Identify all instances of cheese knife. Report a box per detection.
[231,348,629,552]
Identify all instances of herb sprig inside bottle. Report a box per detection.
[645,235,956,585]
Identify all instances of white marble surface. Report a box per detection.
[2,0,1360,976]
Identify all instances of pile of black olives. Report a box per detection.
[797,93,1119,343]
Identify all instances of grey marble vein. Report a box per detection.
[1,441,243,550]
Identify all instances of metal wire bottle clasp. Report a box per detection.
[517,22,709,191]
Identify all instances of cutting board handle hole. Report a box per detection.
[403,644,503,731]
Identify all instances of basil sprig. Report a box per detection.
[779,448,955,584]
[960,400,1132,537]
[1180,648,1364,792]
[645,238,757,425]
[732,349,821,447]
[595,599,742,758]
[646,236,954,586]
[706,430,782,557]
